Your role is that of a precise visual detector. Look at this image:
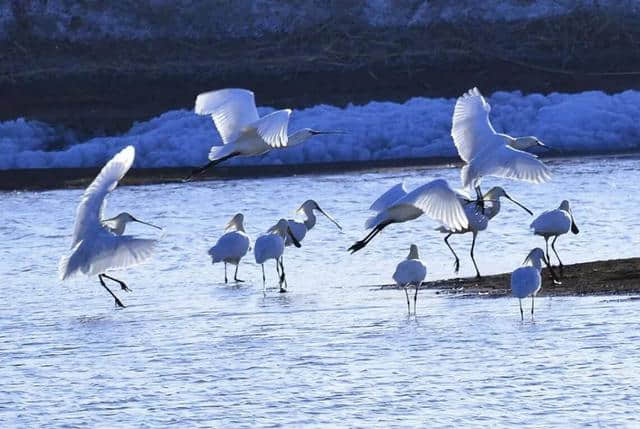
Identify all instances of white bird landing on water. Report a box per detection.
[393,244,427,315]
[254,219,301,293]
[511,248,559,320]
[437,186,532,278]
[452,87,551,206]
[187,88,343,179]
[208,213,251,283]
[531,200,579,273]
[348,179,468,253]
[59,146,162,308]
[280,200,342,247]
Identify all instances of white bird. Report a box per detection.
[348,179,468,253]
[208,213,251,283]
[392,244,427,314]
[58,146,162,308]
[437,186,532,278]
[511,248,558,320]
[530,200,579,272]
[254,219,301,292]
[281,200,342,247]
[188,88,342,179]
[452,87,551,204]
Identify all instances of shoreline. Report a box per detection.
[375,258,640,297]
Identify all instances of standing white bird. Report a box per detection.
[280,200,342,246]
[437,186,532,278]
[208,213,251,283]
[511,248,558,320]
[530,200,579,272]
[254,219,301,292]
[348,179,468,253]
[187,88,342,179]
[452,87,551,205]
[392,244,427,314]
[58,146,162,308]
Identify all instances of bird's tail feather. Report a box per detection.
[208,246,223,263]
[460,165,472,189]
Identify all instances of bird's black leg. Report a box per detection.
[519,298,523,321]
[544,237,550,266]
[279,257,287,293]
[183,153,237,181]
[474,185,484,213]
[551,236,564,275]
[261,264,266,291]
[470,232,481,279]
[531,295,535,318]
[101,273,131,292]
[99,274,125,308]
[404,286,411,314]
[348,221,391,253]
[224,262,228,284]
[444,233,460,273]
[234,264,244,282]
[414,282,420,315]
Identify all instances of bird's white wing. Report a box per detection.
[369,183,408,212]
[194,89,260,144]
[253,109,291,148]
[451,87,502,163]
[70,146,135,248]
[398,179,469,231]
[478,145,552,184]
[86,236,158,276]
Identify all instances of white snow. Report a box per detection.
[2,90,639,170]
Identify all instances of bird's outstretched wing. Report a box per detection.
[398,179,469,231]
[478,145,551,184]
[195,89,260,144]
[369,183,408,212]
[253,109,292,148]
[70,146,135,248]
[451,87,502,163]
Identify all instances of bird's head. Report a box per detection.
[296,200,342,230]
[559,200,579,234]
[484,187,532,215]
[407,244,420,260]
[102,212,162,235]
[225,213,245,232]
[512,136,549,151]
[289,128,346,146]
[268,219,301,248]
[524,247,560,283]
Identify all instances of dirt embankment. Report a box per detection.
[378,258,640,297]
[2,10,640,135]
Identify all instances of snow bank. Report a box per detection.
[2,90,639,170]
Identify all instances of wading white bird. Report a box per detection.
[58,146,162,308]
[452,87,551,204]
[437,186,532,278]
[208,213,251,283]
[254,219,301,292]
[281,200,342,247]
[392,244,427,315]
[530,200,579,271]
[348,179,468,253]
[187,88,342,179]
[511,248,558,320]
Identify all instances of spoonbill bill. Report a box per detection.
[530,200,579,272]
[58,146,162,308]
[254,219,301,292]
[348,179,468,253]
[437,186,532,278]
[452,87,551,205]
[511,248,558,320]
[187,88,342,179]
[208,213,251,283]
[392,244,427,314]
[102,212,162,235]
[281,200,342,247]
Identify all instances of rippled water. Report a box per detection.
[1,155,639,427]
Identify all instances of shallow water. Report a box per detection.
[1,155,639,427]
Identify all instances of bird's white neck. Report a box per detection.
[407,246,419,260]
[528,256,543,270]
[301,208,317,230]
[103,217,127,235]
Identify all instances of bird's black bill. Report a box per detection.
[570,210,579,234]
[309,130,347,135]
[132,217,163,230]
[505,194,533,215]
[287,227,302,248]
[317,207,342,230]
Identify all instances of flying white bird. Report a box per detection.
[348,179,468,253]
[452,87,551,205]
[58,146,162,308]
[280,200,342,247]
[437,186,532,278]
[254,219,301,292]
[392,244,427,315]
[187,88,342,179]
[511,248,558,320]
[530,200,579,272]
[208,213,251,283]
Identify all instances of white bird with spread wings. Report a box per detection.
[452,87,551,204]
[187,88,342,179]
[59,146,162,308]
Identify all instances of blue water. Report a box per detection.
[1,155,639,427]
